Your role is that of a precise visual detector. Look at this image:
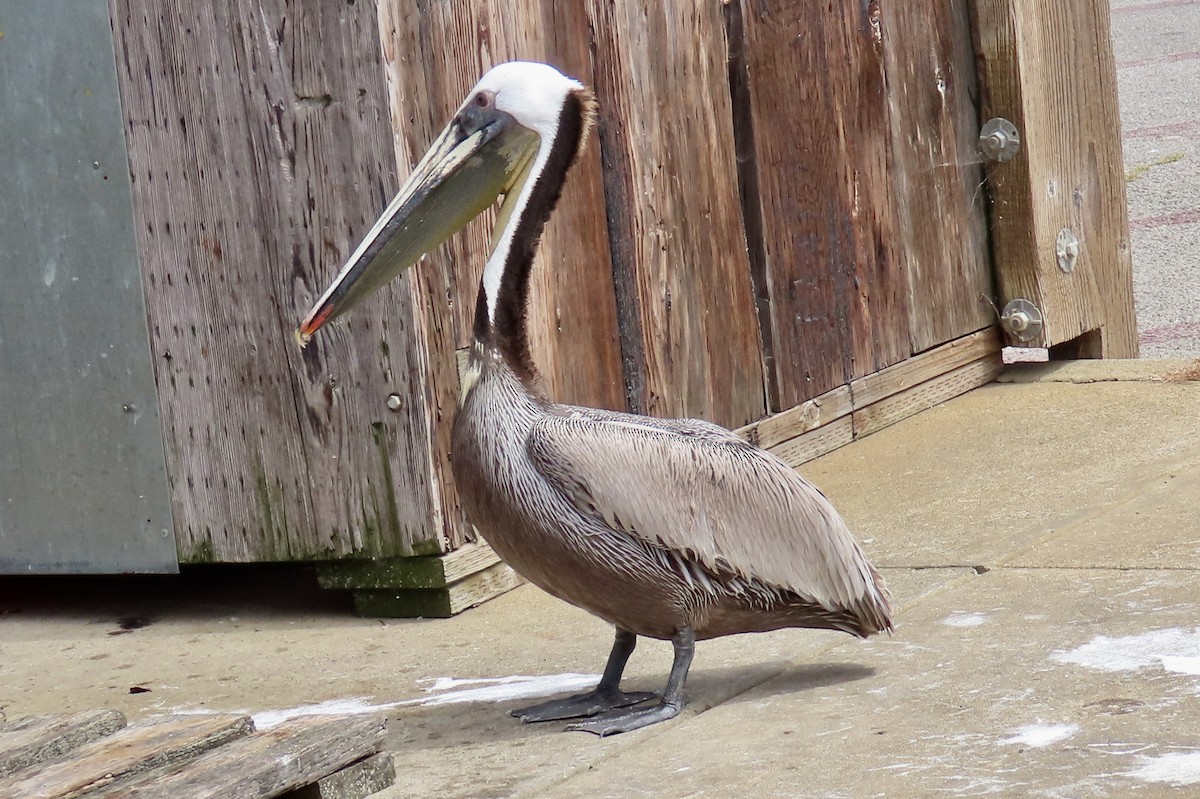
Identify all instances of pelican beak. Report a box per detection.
[296,104,538,346]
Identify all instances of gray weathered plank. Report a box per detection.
[0,710,126,779]
[116,715,386,799]
[0,714,251,799]
[289,753,395,799]
[587,0,767,428]
[109,0,449,560]
[880,0,995,353]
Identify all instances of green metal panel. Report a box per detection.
[0,0,177,572]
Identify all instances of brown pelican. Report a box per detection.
[298,62,892,736]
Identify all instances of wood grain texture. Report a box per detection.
[734,0,908,407]
[0,710,126,779]
[738,386,853,450]
[881,0,995,352]
[850,327,1001,407]
[375,0,625,411]
[352,560,524,617]
[289,752,396,799]
[587,0,767,428]
[972,0,1137,356]
[771,416,855,469]
[852,353,1004,437]
[110,0,453,560]
[114,716,386,799]
[744,328,1001,467]
[0,714,251,799]
[317,540,502,590]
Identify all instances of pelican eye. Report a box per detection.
[474,91,492,108]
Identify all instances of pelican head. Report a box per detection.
[297,62,589,345]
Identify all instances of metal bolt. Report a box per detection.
[386,394,402,411]
[979,118,1021,163]
[1000,298,1044,343]
[1006,311,1030,333]
[122,403,136,413]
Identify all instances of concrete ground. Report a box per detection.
[2,361,1199,797]
[1112,0,1200,358]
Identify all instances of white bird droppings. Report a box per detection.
[1126,752,1200,785]
[253,698,396,729]
[942,612,988,628]
[1052,627,1200,680]
[1000,723,1079,748]
[248,673,601,729]
[413,673,599,706]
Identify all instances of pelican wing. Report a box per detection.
[526,409,892,631]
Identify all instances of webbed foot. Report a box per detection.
[510,689,657,723]
[565,700,683,736]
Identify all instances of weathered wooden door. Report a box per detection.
[973,0,1138,357]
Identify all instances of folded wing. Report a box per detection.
[526,409,892,633]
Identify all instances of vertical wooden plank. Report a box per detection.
[588,0,766,427]
[734,0,908,409]
[972,0,1137,356]
[376,0,625,413]
[880,0,996,352]
[111,1,449,560]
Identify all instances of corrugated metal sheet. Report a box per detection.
[0,0,177,573]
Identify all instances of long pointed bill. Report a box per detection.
[296,111,538,346]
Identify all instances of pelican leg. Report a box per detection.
[510,628,656,723]
[566,627,695,737]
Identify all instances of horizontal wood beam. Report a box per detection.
[740,327,1004,467]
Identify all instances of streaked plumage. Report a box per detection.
[300,61,892,736]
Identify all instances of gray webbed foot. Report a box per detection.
[565,700,683,736]
[510,689,657,723]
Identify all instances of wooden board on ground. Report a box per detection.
[353,560,524,618]
[850,328,1000,407]
[0,712,392,799]
[115,716,387,799]
[289,752,396,799]
[749,328,1004,468]
[738,387,853,450]
[0,710,126,778]
[317,541,502,591]
[852,354,1004,438]
[0,714,252,798]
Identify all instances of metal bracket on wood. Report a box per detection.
[978,117,1021,162]
[1000,298,1043,342]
